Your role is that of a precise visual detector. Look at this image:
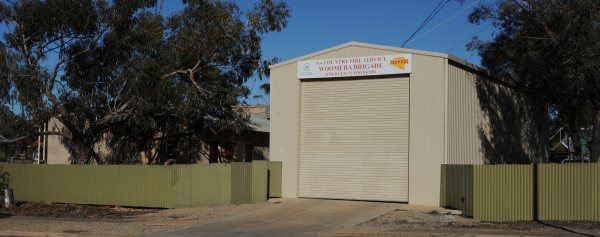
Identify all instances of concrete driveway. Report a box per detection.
[146,198,407,237]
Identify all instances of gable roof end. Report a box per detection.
[268,41,485,77]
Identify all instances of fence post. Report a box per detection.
[267,161,282,198]
[533,163,538,221]
[267,163,271,199]
[2,188,14,208]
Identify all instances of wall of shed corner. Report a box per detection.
[447,63,486,165]
[408,54,446,206]
[269,45,447,206]
[447,62,548,164]
[269,62,301,198]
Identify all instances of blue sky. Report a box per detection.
[160,0,496,104]
[235,0,497,104]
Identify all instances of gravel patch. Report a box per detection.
[358,209,600,235]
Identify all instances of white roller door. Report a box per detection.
[299,77,410,202]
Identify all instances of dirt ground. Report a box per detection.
[2,203,600,237]
[346,209,600,236]
[0,202,273,236]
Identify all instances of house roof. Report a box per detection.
[269,41,485,75]
[248,112,269,133]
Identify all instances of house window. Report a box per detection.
[244,143,254,162]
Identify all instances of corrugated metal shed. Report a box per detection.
[268,41,544,206]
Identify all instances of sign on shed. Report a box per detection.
[297,54,412,79]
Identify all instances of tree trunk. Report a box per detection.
[60,131,101,164]
[590,110,600,163]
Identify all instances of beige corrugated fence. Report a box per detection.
[441,163,600,222]
[0,161,276,208]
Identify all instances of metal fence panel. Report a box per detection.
[440,165,473,217]
[268,161,282,198]
[97,165,173,208]
[0,161,271,208]
[442,164,600,222]
[172,164,232,208]
[231,162,252,204]
[538,163,600,221]
[473,165,533,222]
[251,161,268,203]
[0,165,173,208]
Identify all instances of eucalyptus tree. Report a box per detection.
[468,0,600,162]
[0,0,289,164]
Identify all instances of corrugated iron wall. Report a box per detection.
[538,163,600,221]
[269,58,301,199]
[440,165,473,217]
[408,54,447,206]
[442,164,600,222]
[447,63,485,165]
[0,161,273,208]
[447,62,548,165]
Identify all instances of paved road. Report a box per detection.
[146,198,406,237]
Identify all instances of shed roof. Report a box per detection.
[269,41,484,75]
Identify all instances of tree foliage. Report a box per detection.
[0,106,35,161]
[0,0,289,164]
[468,0,600,161]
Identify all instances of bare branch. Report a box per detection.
[161,69,187,79]
[0,134,28,143]
[0,131,63,144]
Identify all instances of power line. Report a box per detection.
[405,0,481,46]
[445,23,492,53]
[401,0,448,47]
[401,0,451,47]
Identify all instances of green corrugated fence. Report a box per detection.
[441,163,600,222]
[473,165,533,222]
[538,163,600,221]
[0,161,277,208]
[251,161,268,203]
[231,162,252,205]
[268,161,282,198]
[172,164,233,208]
[440,165,473,217]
